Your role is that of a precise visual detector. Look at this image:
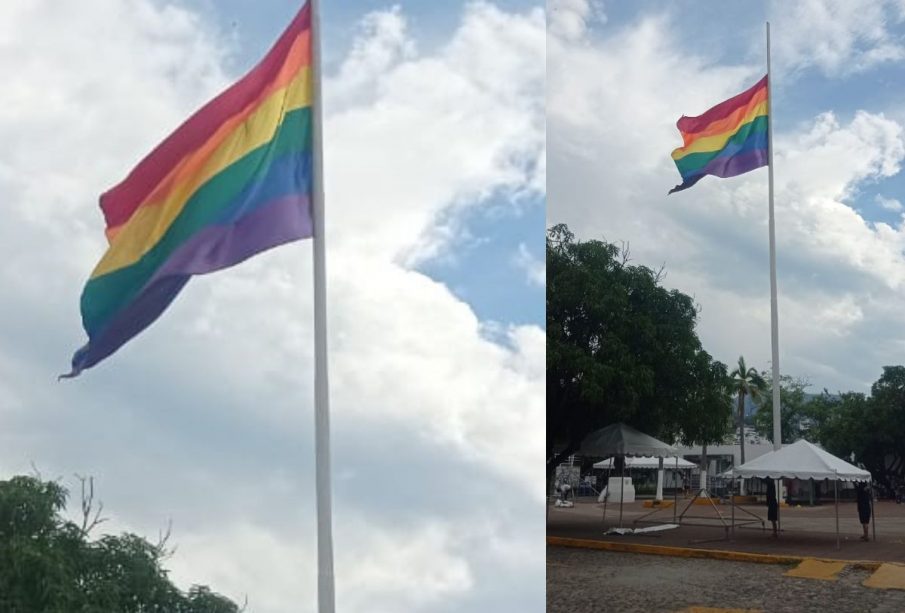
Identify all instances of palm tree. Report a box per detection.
[730,356,767,469]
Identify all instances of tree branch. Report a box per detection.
[75,474,108,536]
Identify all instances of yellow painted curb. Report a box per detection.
[784,558,846,580]
[864,563,905,590]
[676,608,763,613]
[548,536,799,565]
[693,498,721,505]
[643,500,675,508]
[546,535,883,571]
[732,495,757,504]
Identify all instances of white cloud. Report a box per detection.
[165,517,474,613]
[337,520,473,612]
[774,111,905,289]
[325,2,545,266]
[513,242,546,286]
[877,194,904,211]
[771,0,905,76]
[0,2,545,612]
[548,0,605,41]
[781,111,904,199]
[328,6,416,112]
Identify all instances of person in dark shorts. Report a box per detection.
[856,482,872,541]
[765,478,778,537]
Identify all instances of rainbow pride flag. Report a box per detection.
[65,4,315,377]
[669,76,768,194]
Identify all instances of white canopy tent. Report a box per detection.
[730,440,873,548]
[579,423,678,527]
[731,439,870,482]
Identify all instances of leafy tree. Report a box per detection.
[819,367,905,492]
[868,366,905,485]
[547,224,732,485]
[758,367,905,493]
[676,351,734,479]
[0,475,241,613]
[813,391,871,464]
[187,586,245,613]
[753,374,816,445]
[729,356,766,466]
[745,366,905,494]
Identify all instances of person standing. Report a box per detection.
[765,478,778,538]
[856,482,872,542]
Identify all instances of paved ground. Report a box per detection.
[547,497,905,560]
[548,546,905,613]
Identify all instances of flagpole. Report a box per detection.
[766,22,781,452]
[310,0,335,611]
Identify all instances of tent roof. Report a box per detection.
[593,455,696,470]
[731,439,871,482]
[579,423,677,458]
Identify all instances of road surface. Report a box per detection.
[547,546,905,613]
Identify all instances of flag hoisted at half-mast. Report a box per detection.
[63,3,315,378]
[668,75,769,194]
[667,23,783,455]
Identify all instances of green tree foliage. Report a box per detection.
[811,391,871,465]
[0,475,240,613]
[817,367,905,492]
[679,352,733,449]
[547,224,733,475]
[751,367,905,493]
[754,374,816,445]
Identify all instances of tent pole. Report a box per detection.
[871,480,876,542]
[834,473,840,550]
[776,478,781,538]
[546,463,554,524]
[731,476,736,542]
[673,457,678,523]
[602,467,609,526]
[619,457,625,528]
[656,456,664,501]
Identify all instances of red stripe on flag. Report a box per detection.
[100,3,311,231]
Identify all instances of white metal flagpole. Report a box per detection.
[310,0,335,610]
[766,22,782,452]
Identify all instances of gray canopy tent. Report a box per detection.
[580,423,678,527]
[730,440,873,549]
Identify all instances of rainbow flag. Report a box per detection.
[669,76,769,194]
[64,4,315,377]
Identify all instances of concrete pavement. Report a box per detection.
[547,497,905,562]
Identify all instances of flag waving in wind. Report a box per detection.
[669,75,769,194]
[64,4,315,378]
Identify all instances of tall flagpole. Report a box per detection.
[310,0,335,610]
[766,22,781,452]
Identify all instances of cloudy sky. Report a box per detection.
[0,1,544,612]
[550,0,905,395]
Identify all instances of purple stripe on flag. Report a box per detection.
[157,193,312,277]
[669,149,767,194]
[64,194,312,377]
[699,148,768,180]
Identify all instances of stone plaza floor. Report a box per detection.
[548,497,905,560]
